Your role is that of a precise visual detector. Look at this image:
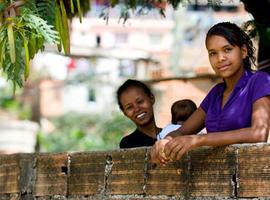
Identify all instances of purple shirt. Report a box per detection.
[200,70,270,133]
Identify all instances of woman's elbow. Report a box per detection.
[251,125,269,142]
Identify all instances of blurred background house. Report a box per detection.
[0,79,39,154]
[0,0,254,152]
[0,120,38,154]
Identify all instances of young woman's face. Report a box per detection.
[120,87,155,127]
[206,35,247,79]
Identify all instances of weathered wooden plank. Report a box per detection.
[107,148,146,195]
[0,154,20,194]
[145,148,189,196]
[18,154,36,195]
[68,196,109,200]
[108,197,175,200]
[35,196,66,200]
[0,194,20,200]
[188,146,236,197]
[1,144,270,199]
[238,144,270,197]
[68,152,107,195]
[34,153,68,196]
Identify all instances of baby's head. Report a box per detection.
[171,99,197,125]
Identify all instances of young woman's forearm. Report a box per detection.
[167,107,206,138]
[195,126,268,148]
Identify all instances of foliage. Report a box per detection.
[96,112,135,146]
[0,0,269,90]
[0,0,90,91]
[98,0,223,23]
[0,82,32,120]
[38,111,135,152]
[0,2,59,92]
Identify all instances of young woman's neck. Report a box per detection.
[137,122,159,139]
[224,66,245,91]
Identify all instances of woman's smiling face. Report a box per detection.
[206,35,247,80]
[120,86,155,127]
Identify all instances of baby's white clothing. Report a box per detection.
[157,124,181,140]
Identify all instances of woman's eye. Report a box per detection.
[224,48,232,53]
[209,52,216,56]
[137,99,144,104]
[125,106,132,111]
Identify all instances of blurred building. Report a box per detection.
[0,120,39,154]
[27,1,253,127]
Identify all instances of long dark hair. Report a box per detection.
[206,22,256,71]
[116,79,153,111]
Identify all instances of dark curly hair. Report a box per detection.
[205,22,256,71]
[171,99,197,124]
[116,79,153,111]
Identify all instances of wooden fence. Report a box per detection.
[1,144,270,199]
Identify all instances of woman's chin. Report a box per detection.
[136,119,153,127]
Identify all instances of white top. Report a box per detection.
[157,124,181,140]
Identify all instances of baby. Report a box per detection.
[157,99,197,140]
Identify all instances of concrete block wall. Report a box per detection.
[1,144,270,199]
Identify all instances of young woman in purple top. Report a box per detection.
[151,22,270,164]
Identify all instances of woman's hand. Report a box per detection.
[151,137,172,164]
[164,135,200,161]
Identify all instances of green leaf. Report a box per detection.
[36,0,56,26]
[23,13,60,44]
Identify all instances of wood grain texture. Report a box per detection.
[188,147,236,198]
[68,152,107,195]
[1,144,270,199]
[146,148,189,196]
[238,144,270,197]
[107,148,147,195]
[34,153,68,196]
[0,154,20,194]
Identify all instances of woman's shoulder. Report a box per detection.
[207,82,225,95]
[246,70,270,102]
[251,70,269,77]
[120,130,139,142]
[119,131,135,148]
[248,70,270,85]
[119,129,156,148]
[213,82,225,89]
[252,70,269,77]
[200,82,224,111]
[119,129,143,147]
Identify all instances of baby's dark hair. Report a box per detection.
[171,99,197,124]
[117,79,153,111]
[206,22,256,71]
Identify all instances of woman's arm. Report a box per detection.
[164,96,270,161]
[151,107,206,164]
